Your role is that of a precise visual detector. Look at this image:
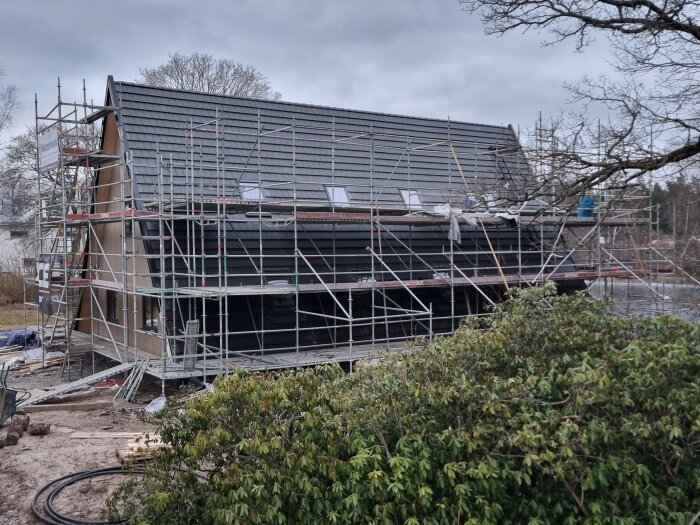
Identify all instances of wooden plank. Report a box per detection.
[0,351,24,362]
[0,345,23,352]
[71,431,146,439]
[66,209,160,221]
[22,401,113,413]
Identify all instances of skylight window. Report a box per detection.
[240,184,264,201]
[400,189,422,210]
[326,186,350,206]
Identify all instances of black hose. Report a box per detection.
[15,388,31,404]
[32,465,142,525]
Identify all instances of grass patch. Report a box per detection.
[0,303,35,329]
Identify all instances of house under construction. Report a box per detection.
[28,77,693,395]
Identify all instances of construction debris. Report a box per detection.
[5,430,19,446]
[0,353,25,369]
[143,395,166,414]
[15,356,64,374]
[13,414,30,431]
[116,433,169,464]
[0,349,65,374]
[28,423,51,436]
[3,414,31,446]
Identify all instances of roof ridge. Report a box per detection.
[111,79,513,132]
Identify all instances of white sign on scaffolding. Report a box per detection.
[38,128,59,172]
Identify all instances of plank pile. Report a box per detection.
[116,433,170,464]
[0,344,23,353]
[0,347,67,374]
[0,349,22,360]
[0,344,24,364]
[13,356,64,374]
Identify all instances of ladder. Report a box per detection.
[115,359,150,402]
[41,222,88,348]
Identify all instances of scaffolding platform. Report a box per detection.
[77,329,406,380]
[65,210,162,222]
[79,268,640,298]
[295,210,649,227]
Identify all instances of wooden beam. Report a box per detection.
[71,431,147,439]
[21,401,113,413]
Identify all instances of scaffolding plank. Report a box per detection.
[295,211,507,226]
[292,212,649,227]
[168,269,634,297]
[530,216,650,226]
[106,204,649,227]
[18,362,136,407]
[66,209,163,221]
[69,269,640,299]
[161,199,418,217]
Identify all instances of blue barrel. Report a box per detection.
[578,195,595,217]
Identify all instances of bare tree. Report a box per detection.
[138,52,281,100]
[651,169,700,275]
[0,65,27,234]
[0,119,99,213]
[0,128,37,218]
[0,64,18,138]
[0,129,36,275]
[459,0,700,204]
[4,127,36,176]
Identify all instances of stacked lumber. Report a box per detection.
[0,344,23,353]
[0,350,24,364]
[14,356,64,374]
[0,346,68,375]
[116,433,170,464]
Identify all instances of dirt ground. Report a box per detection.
[0,387,158,524]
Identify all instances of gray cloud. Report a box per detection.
[0,0,614,139]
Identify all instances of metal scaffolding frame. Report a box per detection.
[24,81,699,394]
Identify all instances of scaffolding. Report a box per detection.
[27,80,118,378]
[25,80,700,393]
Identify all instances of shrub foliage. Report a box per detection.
[112,284,700,524]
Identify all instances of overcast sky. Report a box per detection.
[0,0,612,140]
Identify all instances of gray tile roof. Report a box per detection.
[109,79,530,208]
[108,78,554,286]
